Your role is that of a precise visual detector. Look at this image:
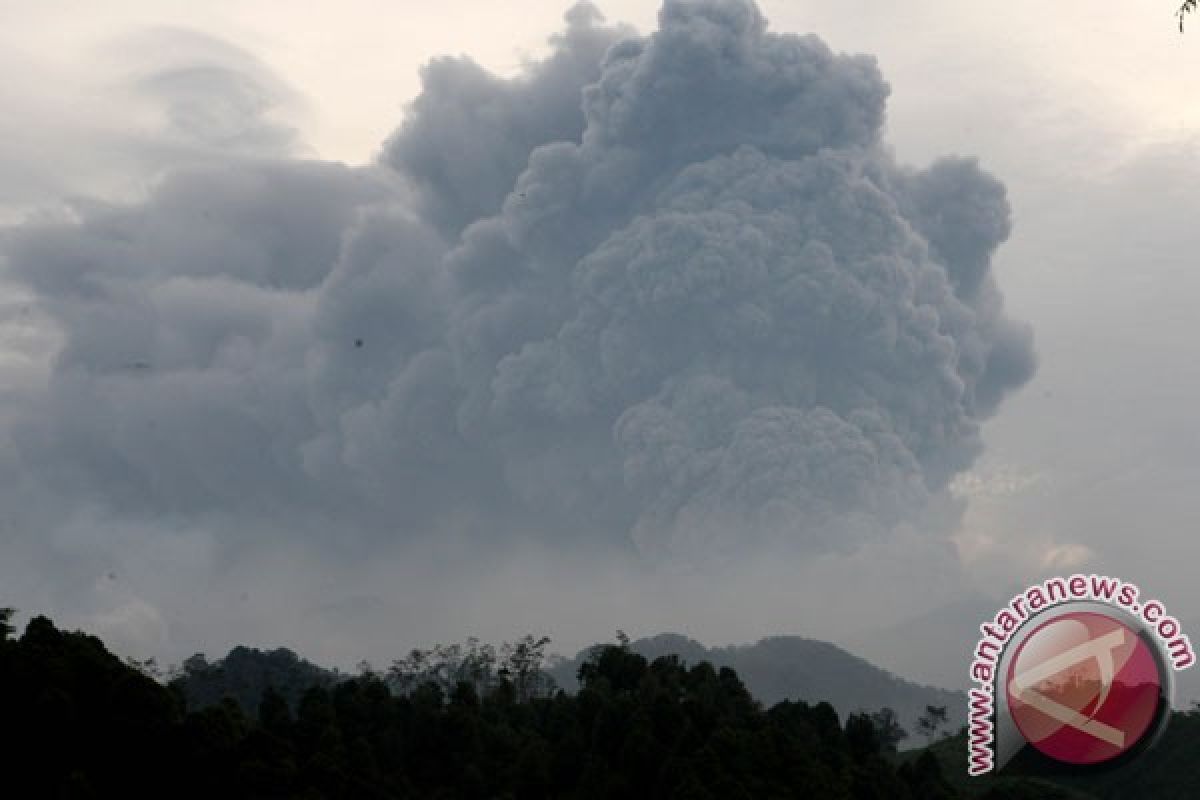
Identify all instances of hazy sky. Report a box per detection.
[2,1,1199,694]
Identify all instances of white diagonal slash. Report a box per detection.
[1008,628,1127,748]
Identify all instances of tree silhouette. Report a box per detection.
[917,703,950,743]
[501,633,555,701]
[1,612,978,798]
[871,706,910,753]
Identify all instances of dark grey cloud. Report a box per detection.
[5,160,395,520]
[4,0,1033,561]
[381,3,634,237]
[1,0,1034,652]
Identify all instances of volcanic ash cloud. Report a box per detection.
[3,0,1035,565]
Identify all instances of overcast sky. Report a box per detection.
[2,1,1199,694]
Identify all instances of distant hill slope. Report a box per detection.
[170,645,342,714]
[173,632,968,741]
[550,632,966,742]
[2,612,972,799]
[841,591,1000,691]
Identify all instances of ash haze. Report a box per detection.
[0,1,1197,696]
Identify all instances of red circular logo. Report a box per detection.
[1005,611,1164,765]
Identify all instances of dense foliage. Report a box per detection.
[8,610,1193,798]
[550,632,965,736]
[172,631,961,742]
[923,715,1200,799]
[171,646,342,715]
[2,612,960,798]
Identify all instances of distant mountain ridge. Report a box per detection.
[550,632,966,742]
[171,631,966,744]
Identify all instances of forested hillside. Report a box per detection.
[551,633,966,740]
[5,608,1192,798]
[919,713,1200,799]
[0,609,971,798]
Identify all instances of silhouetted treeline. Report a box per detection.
[169,633,558,718]
[549,632,966,738]
[171,646,342,715]
[1,610,968,799]
[922,711,1200,799]
[172,631,963,742]
[14,608,1170,799]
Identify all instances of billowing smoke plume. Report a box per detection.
[1,0,1033,570]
